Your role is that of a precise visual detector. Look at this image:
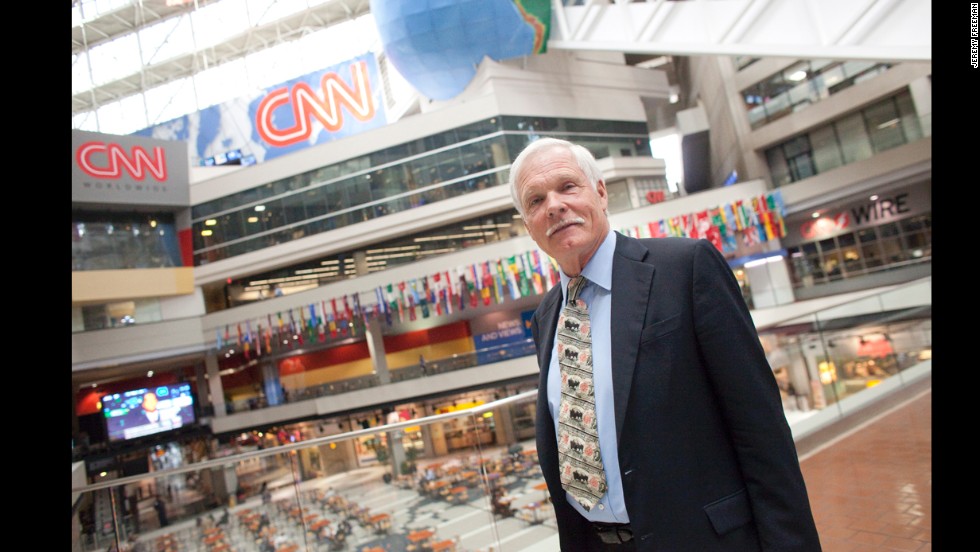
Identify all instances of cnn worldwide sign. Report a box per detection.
[72,129,189,208]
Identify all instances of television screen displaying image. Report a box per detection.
[102,382,196,442]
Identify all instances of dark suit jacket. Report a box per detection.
[531,234,821,551]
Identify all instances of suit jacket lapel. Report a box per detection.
[534,285,562,408]
[610,234,655,442]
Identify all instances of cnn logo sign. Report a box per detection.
[255,60,376,148]
[76,141,168,182]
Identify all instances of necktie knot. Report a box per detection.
[567,275,587,304]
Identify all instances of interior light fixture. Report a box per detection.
[201,229,213,236]
[255,205,266,212]
[205,219,217,226]
[870,195,879,201]
[876,118,899,130]
[788,70,807,81]
[811,212,820,219]
[247,216,259,223]
[744,254,784,268]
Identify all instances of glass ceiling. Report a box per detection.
[72,0,386,136]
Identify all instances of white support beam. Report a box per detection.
[548,0,931,62]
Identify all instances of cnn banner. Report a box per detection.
[134,53,387,166]
[72,129,190,208]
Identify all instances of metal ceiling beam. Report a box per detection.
[72,0,931,121]
[72,0,373,117]
[547,0,930,62]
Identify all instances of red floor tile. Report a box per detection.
[799,390,931,552]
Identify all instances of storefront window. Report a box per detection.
[72,212,181,271]
[896,89,924,142]
[766,147,791,188]
[819,238,844,281]
[865,99,905,153]
[783,209,930,291]
[902,216,932,259]
[733,268,754,310]
[838,232,863,275]
[788,249,815,287]
[880,240,906,265]
[742,60,892,129]
[803,242,824,282]
[191,117,649,265]
[782,135,815,182]
[835,112,873,164]
[218,210,526,309]
[857,228,884,269]
[810,125,844,174]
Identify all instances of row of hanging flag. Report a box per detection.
[214,190,788,357]
[618,190,788,254]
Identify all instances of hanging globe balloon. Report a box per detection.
[370,0,551,101]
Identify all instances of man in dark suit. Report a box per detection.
[509,138,821,551]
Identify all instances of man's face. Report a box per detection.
[516,146,610,274]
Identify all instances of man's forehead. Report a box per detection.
[521,165,581,189]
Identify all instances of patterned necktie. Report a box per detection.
[556,275,607,511]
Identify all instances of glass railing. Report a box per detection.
[73,391,552,552]
[72,277,931,552]
[754,276,931,435]
[226,340,539,414]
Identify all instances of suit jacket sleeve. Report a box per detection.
[690,239,820,550]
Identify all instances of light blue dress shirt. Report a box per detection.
[547,229,629,523]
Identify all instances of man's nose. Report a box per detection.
[544,193,566,216]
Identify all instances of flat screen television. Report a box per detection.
[102,382,196,443]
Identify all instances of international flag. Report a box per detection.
[505,256,522,300]
[343,295,354,335]
[242,321,251,359]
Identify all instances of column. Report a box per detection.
[419,403,436,459]
[387,428,408,477]
[908,75,932,136]
[746,257,794,308]
[261,361,285,406]
[366,314,391,385]
[353,250,370,277]
[492,403,515,446]
[204,351,226,417]
[193,361,210,416]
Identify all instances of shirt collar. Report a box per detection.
[559,229,616,299]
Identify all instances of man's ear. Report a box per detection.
[596,179,609,206]
[596,178,608,197]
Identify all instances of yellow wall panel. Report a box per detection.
[72,267,195,304]
[279,337,478,390]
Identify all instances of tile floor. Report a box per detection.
[799,389,931,552]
